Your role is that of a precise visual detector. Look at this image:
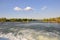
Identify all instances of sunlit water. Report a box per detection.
[0,22,60,40]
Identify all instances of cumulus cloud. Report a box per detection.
[24,7,32,11]
[14,7,22,11]
[41,6,47,10]
[13,6,33,11]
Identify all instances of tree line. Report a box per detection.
[0,18,36,22]
[41,17,60,23]
[0,17,60,23]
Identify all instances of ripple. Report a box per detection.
[0,29,60,40]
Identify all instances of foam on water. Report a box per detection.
[0,22,60,40]
[0,29,60,40]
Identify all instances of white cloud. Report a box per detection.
[14,7,22,11]
[13,6,33,11]
[24,7,32,11]
[41,6,47,10]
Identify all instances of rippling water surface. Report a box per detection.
[0,22,60,40]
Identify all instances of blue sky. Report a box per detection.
[0,0,60,19]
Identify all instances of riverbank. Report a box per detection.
[0,17,60,23]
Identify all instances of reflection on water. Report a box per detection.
[0,22,60,40]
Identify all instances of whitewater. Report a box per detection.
[0,22,60,40]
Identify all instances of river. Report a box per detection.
[0,22,60,40]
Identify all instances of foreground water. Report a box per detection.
[0,22,60,40]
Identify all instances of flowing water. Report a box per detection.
[0,22,60,40]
